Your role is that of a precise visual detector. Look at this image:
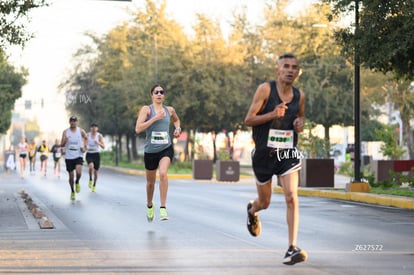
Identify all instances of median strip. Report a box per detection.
[19,190,55,229]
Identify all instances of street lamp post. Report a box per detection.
[353,0,361,182]
[346,0,370,192]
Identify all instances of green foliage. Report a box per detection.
[298,120,326,158]
[324,0,414,80]
[0,0,48,49]
[369,187,414,198]
[375,124,406,160]
[387,169,414,188]
[61,0,411,162]
[361,169,375,187]
[168,161,193,174]
[0,51,27,134]
[361,119,386,141]
[338,161,374,184]
[301,56,354,127]
[217,149,231,161]
[338,161,354,177]
[341,163,414,193]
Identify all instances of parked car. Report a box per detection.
[329,144,343,157]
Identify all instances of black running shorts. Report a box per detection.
[144,146,174,171]
[252,148,302,184]
[86,152,101,170]
[65,157,84,172]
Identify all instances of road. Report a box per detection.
[1,165,413,274]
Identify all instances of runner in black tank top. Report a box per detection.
[252,80,301,154]
[244,53,308,265]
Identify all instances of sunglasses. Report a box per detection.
[152,90,165,95]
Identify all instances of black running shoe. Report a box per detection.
[246,200,261,237]
[283,245,308,265]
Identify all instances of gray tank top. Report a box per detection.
[144,104,171,153]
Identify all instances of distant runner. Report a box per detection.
[86,123,105,192]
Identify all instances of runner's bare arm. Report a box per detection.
[245,83,285,127]
[81,129,88,152]
[168,106,181,137]
[98,134,105,149]
[293,90,305,133]
[60,130,67,147]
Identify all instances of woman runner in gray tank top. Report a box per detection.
[135,84,182,222]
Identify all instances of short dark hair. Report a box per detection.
[278,53,297,60]
[69,116,77,122]
[90,123,98,127]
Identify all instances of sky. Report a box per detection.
[8,0,308,139]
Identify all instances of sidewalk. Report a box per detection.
[106,166,414,210]
[0,172,30,231]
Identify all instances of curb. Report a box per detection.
[273,187,414,210]
[104,166,414,210]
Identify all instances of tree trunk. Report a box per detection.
[410,129,414,159]
[212,131,217,163]
[324,124,331,159]
[401,111,414,159]
[114,135,119,166]
[126,133,131,162]
[399,90,413,159]
[118,134,123,162]
[131,133,138,160]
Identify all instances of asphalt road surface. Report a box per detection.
[1,164,413,274]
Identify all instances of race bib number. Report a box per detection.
[68,143,79,151]
[151,131,169,144]
[267,129,294,149]
[55,152,62,158]
[88,144,99,152]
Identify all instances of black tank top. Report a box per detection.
[252,80,301,152]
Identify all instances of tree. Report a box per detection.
[64,0,395,162]
[325,0,414,157]
[300,55,354,157]
[375,124,405,160]
[63,0,192,163]
[0,0,48,50]
[0,51,27,134]
[387,80,414,159]
[324,0,414,80]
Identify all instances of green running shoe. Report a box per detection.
[88,180,93,189]
[75,183,81,193]
[160,207,169,221]
[92,185,96,192]
[70,192,76,201]
[147,205,154,223]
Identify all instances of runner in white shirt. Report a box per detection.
[18,137,29,178]
[60,116,88,201]
[86,123,105,192]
